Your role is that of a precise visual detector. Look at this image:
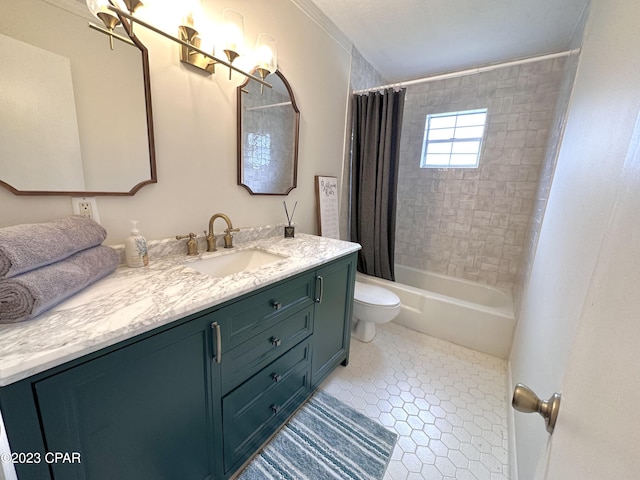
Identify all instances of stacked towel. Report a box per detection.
[0,215,107,279]
[0,216,120,324]
[0,246,120,324]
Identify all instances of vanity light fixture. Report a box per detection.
[254,33,277,93]
[178,3,215,74]
[86,0,273,88]
[86,0,125,49]
[222,9,244,79]
[255,33,277,80]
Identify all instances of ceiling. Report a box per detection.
[307,0,590,83]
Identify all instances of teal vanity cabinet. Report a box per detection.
[0,252,356,480]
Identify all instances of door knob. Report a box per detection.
[512,383,561,434]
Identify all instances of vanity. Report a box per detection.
[0,233,359,480]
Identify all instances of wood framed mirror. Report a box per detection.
[0,0,156,196]
[237,69,299,195]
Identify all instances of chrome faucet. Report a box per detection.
[206,213,239,251]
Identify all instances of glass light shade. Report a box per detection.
[86,0,118,20]
[120,0,143,14]
[179,0,204,29]
[222,9,244,55]
[255,33,277,74]
[198,20,215,54]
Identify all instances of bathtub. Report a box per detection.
[356,265,515,358]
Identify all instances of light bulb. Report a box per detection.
[255,33,277,79]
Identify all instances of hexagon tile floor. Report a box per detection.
[320,322,509,480]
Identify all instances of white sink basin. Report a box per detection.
[185,249,287,278]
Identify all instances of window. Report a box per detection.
[246,132,271,169]
[420,108,487,168]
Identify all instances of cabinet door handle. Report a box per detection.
[272,301,282,310]
[270,337,282,347]
[315,275,324,303]
[211,322,222,364]
[271,404,281,415]
[271,372,282,383]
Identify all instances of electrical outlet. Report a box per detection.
[78,201,92,218]
[71,197,100,223]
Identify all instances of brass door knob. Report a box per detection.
[512,383,561,434]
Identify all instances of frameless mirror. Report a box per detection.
[0,0,156,196]
[237,70,299,195]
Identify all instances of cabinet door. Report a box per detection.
[34,315,219,480]
[311,253,356,388]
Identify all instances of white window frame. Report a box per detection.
[420,108,488,169]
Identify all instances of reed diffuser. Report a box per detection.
[283,201,297,238]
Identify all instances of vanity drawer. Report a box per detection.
[217,271,315,352]
[220,304,313,394]
[222,340,311,473]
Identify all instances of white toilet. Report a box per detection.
[352,281,401,342]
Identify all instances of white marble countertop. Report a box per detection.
[0,233,360,387]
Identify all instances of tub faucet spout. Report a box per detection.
[207,213,239,251]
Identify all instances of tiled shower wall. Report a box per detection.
[395,58,567,292]
[512,9,588,312]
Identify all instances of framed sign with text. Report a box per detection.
[314,175,339,239]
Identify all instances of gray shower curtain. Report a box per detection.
[350,88,406,281]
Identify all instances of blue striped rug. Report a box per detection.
[237,390,397,480]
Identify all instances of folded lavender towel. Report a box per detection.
[0,216,107,279]
[0,245,119,324]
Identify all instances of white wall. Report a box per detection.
[509,0,640,478]
[0,0,352,245]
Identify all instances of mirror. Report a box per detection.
[0,0,156,195]
[237,70,299,195]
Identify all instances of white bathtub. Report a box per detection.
[356,265,515,358]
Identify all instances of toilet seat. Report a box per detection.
[354,281,400,308]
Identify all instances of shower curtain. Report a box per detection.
[350,88,406,281]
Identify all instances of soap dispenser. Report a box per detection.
[125,220,148,267]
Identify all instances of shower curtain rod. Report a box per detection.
[353,49,580,94]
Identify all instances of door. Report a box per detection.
[35,314,219,480]
[538,127,640,478]
[512,129,640,479]
[509,2,640,478]
[311,253,356,388]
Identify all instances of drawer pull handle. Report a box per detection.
[271,373,282,383]
[271,404,281,415]
[271,337,282,347]
[315,275,324,303]
[211,322,222,364]
[272,301,282,310]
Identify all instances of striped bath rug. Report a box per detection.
[237,390,397,480]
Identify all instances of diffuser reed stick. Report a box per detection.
[283,201,297,226]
